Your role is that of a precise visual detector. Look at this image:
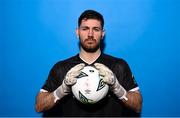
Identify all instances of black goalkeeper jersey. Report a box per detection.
[41,53,139,117]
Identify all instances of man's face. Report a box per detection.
[76,19,105,52]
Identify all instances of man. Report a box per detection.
[35,9,142,117]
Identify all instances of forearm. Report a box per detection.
[35,92,56,112]
[121,90,142,113]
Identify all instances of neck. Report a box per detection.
[79,48,101,65]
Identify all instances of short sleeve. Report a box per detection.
[114,59,138,91]
[42,63,64,92]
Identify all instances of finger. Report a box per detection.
[71,63,85,72]
[68,63,85,74]
[98,70,106,77]
[66,79,77,86]
[65,74,77,85]
[94,63,104,70]
[69,78,77,85]
[72,70,82,77]
[95,63,111,73]
[67,70,81,79]
[77,63,85,71]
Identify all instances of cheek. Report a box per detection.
[95,33,103,39]
[79,32,87,38]
[79,33,87,42]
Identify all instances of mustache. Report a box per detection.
[84,37,96,42]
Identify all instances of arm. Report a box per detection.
[35,81,70,113]
[110,76,142,113]
[94,63,142,113]
[110,76,142,112]
[35,91,56,112]
[122,90,142,113]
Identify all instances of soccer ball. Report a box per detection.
[72,66,109,104]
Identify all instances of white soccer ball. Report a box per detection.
[72,66,109,104]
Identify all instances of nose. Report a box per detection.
[88,29,94,37]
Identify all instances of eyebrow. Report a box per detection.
[80,26,102,30]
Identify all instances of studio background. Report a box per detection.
[0,0,179,116]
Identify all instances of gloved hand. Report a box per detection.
[53,63,85,103]
[94,63,128,100]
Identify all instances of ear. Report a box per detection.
[75,28,79,38]
[101,30,105,39]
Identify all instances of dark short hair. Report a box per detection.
[78,10,104,28]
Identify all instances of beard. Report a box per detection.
[80,37,101,53]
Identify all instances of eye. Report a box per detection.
[80,27,89,31]
[93,28,101,32]
[81,28,88,31]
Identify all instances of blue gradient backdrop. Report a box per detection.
[0,0,179,117]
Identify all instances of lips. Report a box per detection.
[84,38,96,44]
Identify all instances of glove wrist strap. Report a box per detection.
[53,81,70,103]
[111,78,128,101]
[53,91,60,103]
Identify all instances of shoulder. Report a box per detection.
[52,54,79,69]
[99,53,132,75]
[48,54,80,80]
[101,53,129,67]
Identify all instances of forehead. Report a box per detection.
[80,19,102,28]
